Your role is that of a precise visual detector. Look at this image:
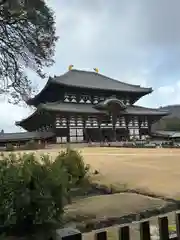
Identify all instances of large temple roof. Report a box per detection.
[52,69,152,93]
[27,69,153,106]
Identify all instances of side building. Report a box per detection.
[16,69,169,143]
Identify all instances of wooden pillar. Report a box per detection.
[112,113,117,142]
[125,116,130,140]
[82,116,86,142]
[83,116,88,142]
[67,116,70,143]
[147,116,152,136]
[98,116,102,143]
[138,116,142,139]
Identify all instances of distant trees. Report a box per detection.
[154,117,180,131]
[0,0,58,103]
[164,118,180,131]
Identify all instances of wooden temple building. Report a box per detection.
[15,68,169,143]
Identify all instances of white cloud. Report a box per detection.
[0,102,32,132]
[158,86,175,95]
[155,81,180,106]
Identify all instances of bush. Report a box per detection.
[0,148,89,238]
[5,143,15,151]
[53,149,90,204]
[55,149,89,186]
[0,153,67,237]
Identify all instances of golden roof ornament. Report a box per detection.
[68,65,74,71]
[93,68,99,73]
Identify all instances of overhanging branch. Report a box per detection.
[0,0,7,6]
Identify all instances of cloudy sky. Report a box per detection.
[2,0,180,132]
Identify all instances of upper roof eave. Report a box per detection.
[26,77,52,105]
[26,70,153,105]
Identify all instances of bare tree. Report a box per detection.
[0,0,58,103]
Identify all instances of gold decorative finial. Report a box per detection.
[93,68,99,73]
[68,65,74,71]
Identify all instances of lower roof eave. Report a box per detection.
[122,105,170,116]
[39,102,106,114]
[123,112,169,116]
[16,104,170,129]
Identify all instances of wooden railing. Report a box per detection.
[60,212,180,240]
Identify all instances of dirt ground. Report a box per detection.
[32,147,180,198]
[65,192,167,220]
[79,147,180,199]
[62,147,179,239]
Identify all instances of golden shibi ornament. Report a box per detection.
[93,68,99,73]
[68,65,74,71]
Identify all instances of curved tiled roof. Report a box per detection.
[52,69,152,93]
[27,69,153,105]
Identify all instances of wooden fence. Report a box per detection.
[60,212,180,240]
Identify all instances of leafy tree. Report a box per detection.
[164,117,180,131]
[0,0,58,103]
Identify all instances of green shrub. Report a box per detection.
[0,152,68,237]
[5,143,15,151]
[55,148,90,187]
[0,149,89,238]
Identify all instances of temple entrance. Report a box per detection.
[101,128,113,142]
[116,128,128,141]
[85,128,100,142]
[139,128,149,140]
[140,128,149,135]
[56,128,68,143]
[85,128,114,142]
